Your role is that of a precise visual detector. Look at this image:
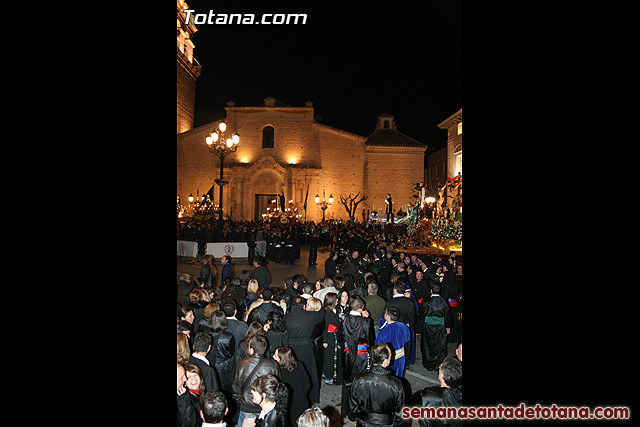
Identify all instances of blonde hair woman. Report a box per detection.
[305,297,322,312]
[245,278,259,311]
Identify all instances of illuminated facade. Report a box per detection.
[177,98,427,222]
[437,108,462,179]
[177,0,201,134]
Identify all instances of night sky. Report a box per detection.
[185,0,461,154]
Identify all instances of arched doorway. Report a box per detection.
[248,163,285,221]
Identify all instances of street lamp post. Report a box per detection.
[314,189,333,222]
[205,120,239,219]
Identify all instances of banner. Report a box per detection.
[206,242,249,258]
[177,240,198,257]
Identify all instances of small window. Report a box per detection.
[457,122,462,135]
[383,120,390,129]
[262,126,274,148]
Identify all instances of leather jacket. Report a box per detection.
[349,365,405,427]
[415,386,462,427]
[206,331,236,391]
[232,355,282,413]
[255,407,283,427]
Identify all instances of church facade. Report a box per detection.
[177,98,426,222]
[177,0,201,134]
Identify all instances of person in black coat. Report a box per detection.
[384,281,417,334]
[264,310,288,358]
[306,298,326,398]
[341,249,364,281]
[251,256,271,288]
[283,232,296,265]
[273,346,312,427]
[439,260,460,343]
[324,250,338,279]
[380,251,394,299]
[285,297,325,405]
[411,270,430,333]
[414,357,462,427]
[348,343,405,427]
[206,311,236,392]
[340,297,375,418]
[322,293,342,384]
[420,283,452,371]
[200,254,216,287]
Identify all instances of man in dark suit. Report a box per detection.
[383,281,417,370]
[324,250,338,279]
[189,332,220,393]
[223,301,248,347]
[250,256,271,288]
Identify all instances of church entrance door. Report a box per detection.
[255,194,278,222]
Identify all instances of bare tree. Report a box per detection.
[339,192,368,221]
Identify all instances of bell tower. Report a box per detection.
[375,113,397,130]
[177,0,202,134]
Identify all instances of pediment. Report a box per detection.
[246,155,288,175]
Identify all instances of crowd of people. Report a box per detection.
[177,219,463,427]
[177,218,418,264]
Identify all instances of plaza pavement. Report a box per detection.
[177,245,459,426]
